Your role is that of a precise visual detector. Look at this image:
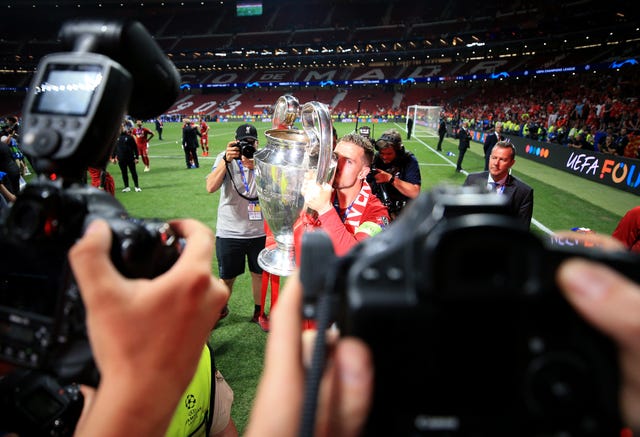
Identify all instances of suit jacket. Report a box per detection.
[483,131,502,155]
[463,171,534,229]
[457,128,471,151]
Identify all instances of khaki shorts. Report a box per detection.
[210,370,234,435]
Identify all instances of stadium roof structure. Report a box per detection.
[0,0,638,90]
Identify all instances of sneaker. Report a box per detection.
[258,314,270,332]
[144,166,150,172]
[251,313,269,332]
[122,187,131,192]
[134,187,142,192]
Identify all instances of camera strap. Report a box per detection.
[225,160,259,202]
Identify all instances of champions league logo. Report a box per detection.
[185,394,197,409]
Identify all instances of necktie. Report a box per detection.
[490,182,500,192]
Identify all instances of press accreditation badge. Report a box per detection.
[248,203,262,221]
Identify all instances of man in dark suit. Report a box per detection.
[463,140,534,229]
[455,121,471,172]
[436,118,446,151]
[483,121,503,171]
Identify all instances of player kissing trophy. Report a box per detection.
[253,95,335,276]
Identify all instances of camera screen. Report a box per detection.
[0,271,59,318]
[32,64,103,116]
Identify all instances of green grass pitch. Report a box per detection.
[69,120,638,433]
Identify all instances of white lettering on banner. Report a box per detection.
[217,94,242,114]
[468,60,508,74]
[302,70,337,82]
[353,68,385,80]
[259,72,287,80]
[407,65,443,78]
[210,73,239,84]
[566,152,600,175]
[168,96,194,114]
[193,101,218,113]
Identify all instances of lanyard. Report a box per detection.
[333,195,355,223]
[236,160,257,203]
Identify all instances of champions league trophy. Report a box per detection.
[253,95,335,276]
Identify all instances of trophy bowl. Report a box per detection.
[254,129,309,276]
[254,96,334,276]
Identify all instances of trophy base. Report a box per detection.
[257,246,296,277]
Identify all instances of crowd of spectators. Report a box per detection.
[436,70,640,159]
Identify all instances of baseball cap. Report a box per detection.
[236,124,258,141]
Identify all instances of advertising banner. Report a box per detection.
[483,133,640,195]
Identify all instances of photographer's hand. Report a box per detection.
[373,168,392,184]
[246,272,373,437]
[224,140,241,162]
[69,219,229,437]
[558,259,640,431]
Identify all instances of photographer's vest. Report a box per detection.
[166,345,215,437]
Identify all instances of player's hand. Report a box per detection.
[302,171,333,215]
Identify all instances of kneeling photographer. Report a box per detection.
[367,129,421,220]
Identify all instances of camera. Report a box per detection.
[0,369,84,436]
[300,185,637,436]
[236,140,256,159]
[369,165,407,218]
[0,182,183,381]
[0,18,181,432]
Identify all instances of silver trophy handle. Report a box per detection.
[301,101,333,184]
[272,95,300,129]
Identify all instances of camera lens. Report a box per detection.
[241,144,256,159]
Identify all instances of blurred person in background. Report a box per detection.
[455,121,472,172]
[154,117,164,140]
[182,119,201,169]
[200,118,211,156]
[612,206,640,253]
[111,124,142,192]
[133,119,154,172]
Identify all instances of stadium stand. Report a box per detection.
[0,0,637,152]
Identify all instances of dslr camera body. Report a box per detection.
[301,185,636,436]
[0,19,181,435]
[236,139,256,159]
[369,165,406,217]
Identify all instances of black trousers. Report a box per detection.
[456,148,467,171]
[118,159,139,187]
[184,146,199,168]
